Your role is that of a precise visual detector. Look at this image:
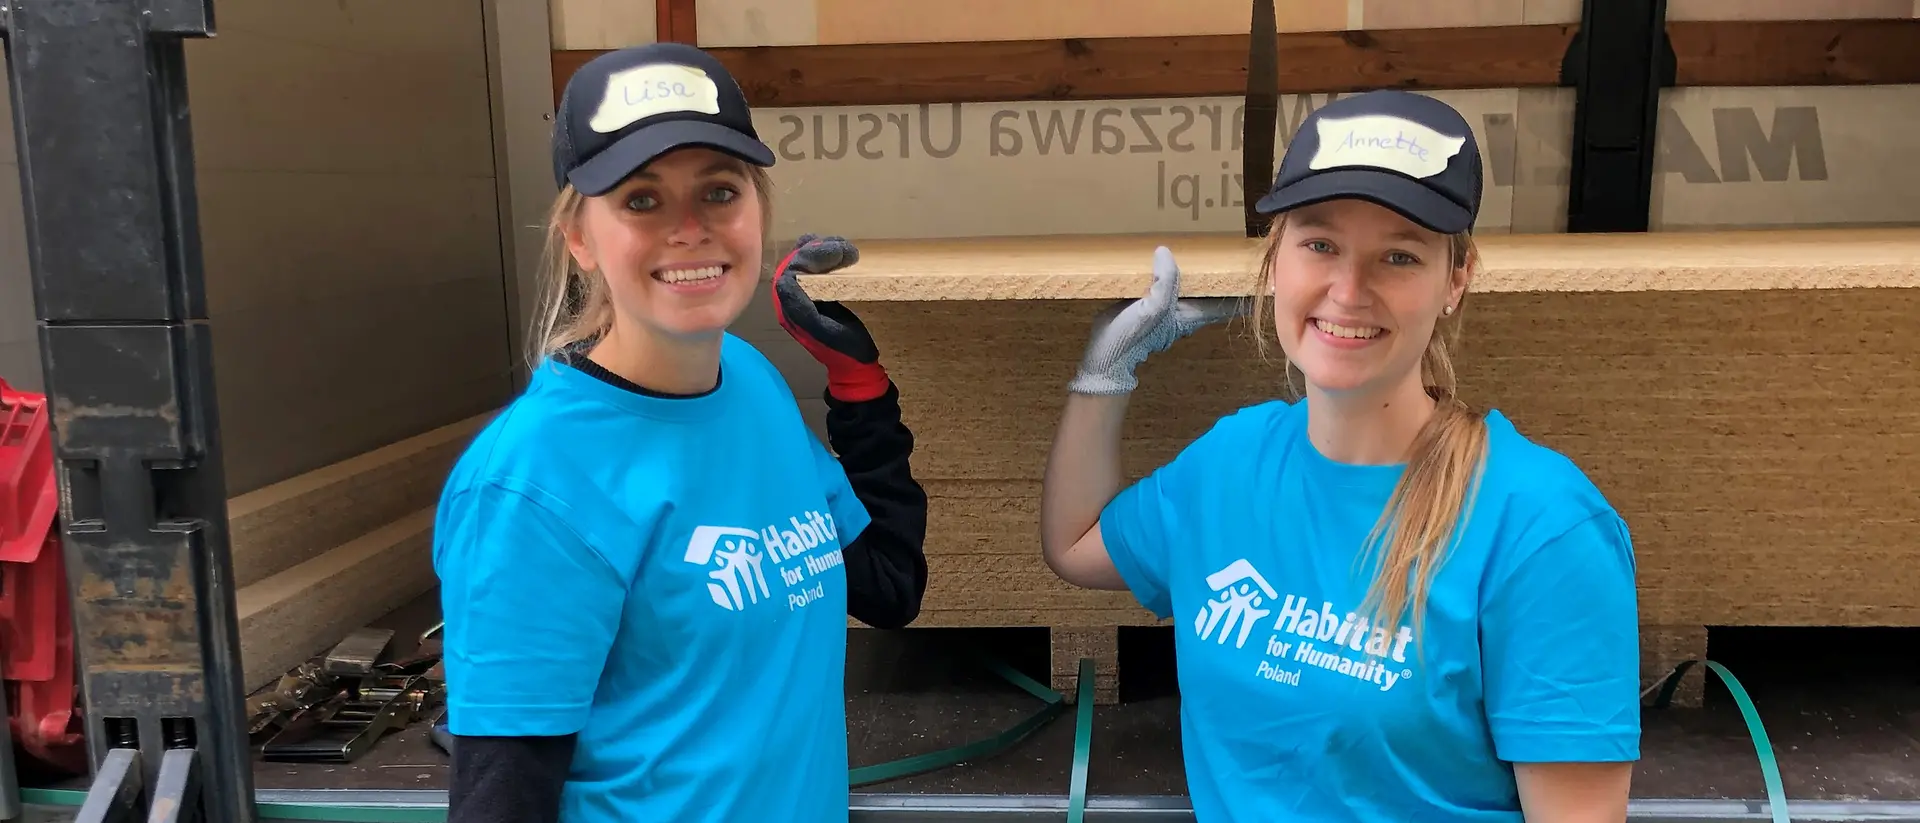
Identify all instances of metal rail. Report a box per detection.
[17,791,1920,823]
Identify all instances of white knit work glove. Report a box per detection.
[1068,246,1247,396]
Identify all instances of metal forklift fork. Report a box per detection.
[3,0,252,821]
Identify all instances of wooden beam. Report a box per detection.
[656,0,697,45]
[792,228,1920,302]
[551,19,1920,108]
[554,24,1574,108]
[1668,18,1920,86]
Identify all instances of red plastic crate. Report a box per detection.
[0,377,55,565]
[0,377,86,775]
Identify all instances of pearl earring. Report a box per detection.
[1442,305,1454,316]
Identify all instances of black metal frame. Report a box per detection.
[1241,0,1279,239]
[3,1,252,821]
[1560,0,1676,232]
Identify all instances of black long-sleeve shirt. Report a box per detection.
[443,356,927,823]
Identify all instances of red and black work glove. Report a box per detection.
[771,234,891,403]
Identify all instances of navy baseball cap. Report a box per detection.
[1254,90,1482,234]
[552,42,776,197]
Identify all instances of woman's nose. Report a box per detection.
[1326,262,1370,305]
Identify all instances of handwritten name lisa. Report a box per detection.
[624,79,701,106]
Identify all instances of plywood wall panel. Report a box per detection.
[0,103,34,391]
[1523,0,1582,24]
[742,85,1920,247]
[750,90,1525,241]
[1651,85,1920,229]
[698,0,816,46]
[185,36,495,180]
[652,0,1920,48]
[552,0,658,50]
[571,0,1919,49]
[813,0,1333,45]
[175,0,514,494]
[1358,0,1527,29]
[1668,0,1915,20]
[0,0,516,495]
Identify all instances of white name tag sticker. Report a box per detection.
[589,63,722,134]
[1308,114,1465,179]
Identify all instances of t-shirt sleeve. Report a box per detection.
[436,480,630,738]
[811,429,873,546]
[1480,510,1642,763]
[1097,407,1257,619]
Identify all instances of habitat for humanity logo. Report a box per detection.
[682,511,844,612]
[1195,558,1418,693]
[1195,559,1278,649]
[684,526,770,611]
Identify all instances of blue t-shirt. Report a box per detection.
[433,334,872,823]
[1099,400,1639,822]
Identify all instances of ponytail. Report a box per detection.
[1354,391,1486,649]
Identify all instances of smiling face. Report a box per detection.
[1267,198,1472,400]
[562,146,766,343]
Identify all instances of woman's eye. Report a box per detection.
[1305,240,1334,254]
[706,186,739,203]
[1387,252,1420,266]
[625,194,657,211]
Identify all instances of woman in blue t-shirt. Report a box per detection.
[1040,90,1640,821]
[433,43,928,823]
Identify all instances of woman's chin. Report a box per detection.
[636,277,754,338]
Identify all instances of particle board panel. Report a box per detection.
[794,228,1920,302]
[1050,626,1119,704]
[226,411,491,589]
[826,281,1920,634]
[235,507,439,690]
[1644,626,1709,708]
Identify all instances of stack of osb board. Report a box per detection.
[798,229,1920,704]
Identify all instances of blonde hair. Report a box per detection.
[1248,212,1489,655]
[527,163,776,367]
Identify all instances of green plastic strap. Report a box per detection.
[847,652,1068,787]
[1066,657,1095,823]
[1650,659,1789,823]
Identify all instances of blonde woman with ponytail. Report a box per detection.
[431,43,928,823]
[1041,90,1639,822]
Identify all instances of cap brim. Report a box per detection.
[568,120,777,196]
[1253,168,1473,235]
